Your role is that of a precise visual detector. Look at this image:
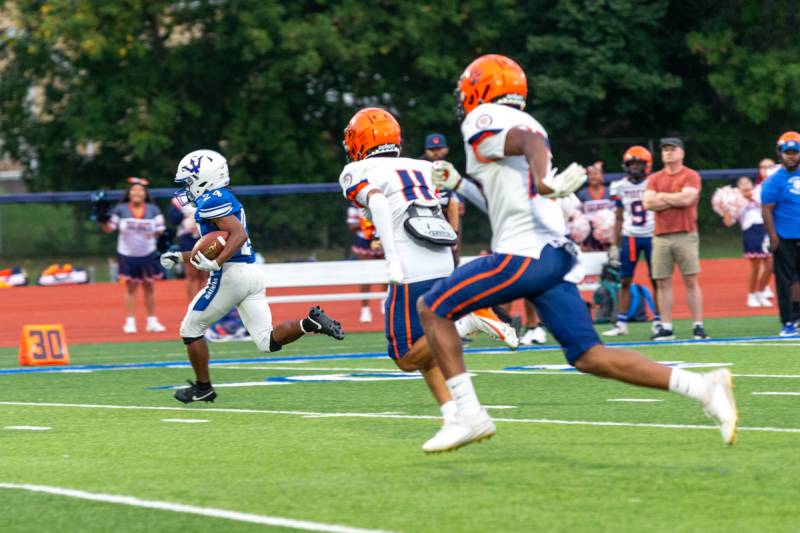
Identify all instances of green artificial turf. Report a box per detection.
[0,316,798,532]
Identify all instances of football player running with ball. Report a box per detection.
[420,54,737,452]
[160,149,345,404]
[338,108,518,426]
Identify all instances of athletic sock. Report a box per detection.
[692,321,703,329]
[446,373,481,417]
[668,368,707,403]
[440,400,458,425]
[662,322,673,331]
[616,314,627,324]
[147,316,160,324]
[196,380,212,390]
[653,314,662,322]
[454,315,476,337]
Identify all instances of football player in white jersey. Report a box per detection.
[338,108,518,426]
[160,149,345,404]
[420,54,737,452]
[603,146,662,336]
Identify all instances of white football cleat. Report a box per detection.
[701,368,738,445]
[146,319,167,333]
[470,311,519,350]
[123,319,137,334]
[602,322,629,337]
[519,326,547,345]
[359,306,372,323]
[422,409,496,454]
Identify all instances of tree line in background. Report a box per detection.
[0,0,799,252]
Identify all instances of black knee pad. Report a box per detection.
[269,333,282,353]
[182,336,203,346]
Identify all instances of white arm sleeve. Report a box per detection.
[457,178,488,213]
[367,192,400,262]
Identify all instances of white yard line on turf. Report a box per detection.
[752,392,800,396]
[0,483,394,533]
[0,401,798,435]
[161,419,209,423]
[4,426,51,431]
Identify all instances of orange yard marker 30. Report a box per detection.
[18,325,70,366]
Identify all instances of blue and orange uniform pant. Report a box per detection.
[384,277,441,361]
[422,245,601,364]
[620,235,653,279]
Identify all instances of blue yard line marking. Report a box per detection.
[0,334,793,376]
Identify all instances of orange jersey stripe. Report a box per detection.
[430,255,514,313]
[447,257,532,318]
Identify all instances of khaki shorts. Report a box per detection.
[651,232,701,279]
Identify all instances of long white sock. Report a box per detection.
[662,322,673,331]
[454,315,476,337]
[668,368,708,403]
[440,400,457,425]
[446,373,481,416]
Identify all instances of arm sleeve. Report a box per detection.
[367,193,399,262]
[457,177,488,213]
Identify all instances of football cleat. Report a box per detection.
[359,306,373,323]
[123,319,137,334]
[650,325,675,341]
[422,409,496,454]
[174,380,217,404]
[471,308,519,350]
[692,324,710,340]
[307,306,345,340]
[519,326,547,345]
[779,323,798,337]
[602,322,629,337]
[701,369,738,445]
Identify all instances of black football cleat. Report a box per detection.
[174,380,217,404]
[307,306,345,340]
[692,324,710,340]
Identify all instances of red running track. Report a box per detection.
[0,258,776,348]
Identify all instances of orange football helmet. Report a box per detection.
[343,107,402,162]
[455,54,527,119]
[777,131,800,153]
[622,145,653,174]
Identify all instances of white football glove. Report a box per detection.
[159,251,183,270]
[558,193,581,218]
[542,162,587,198]
[190,251,220,272]
[386,259,404,284]
[607,245,621,268]
[431,160,463,191]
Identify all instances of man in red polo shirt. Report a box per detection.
[643,137,709,341]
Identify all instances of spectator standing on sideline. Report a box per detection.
[756,158,777,185]
[102,178,167,334]
[347,203,384,322]
[643,138,709,341]
[722,177,773,308]
[168,197,208,300]
[418,133,465,263]
[762,131,800,336]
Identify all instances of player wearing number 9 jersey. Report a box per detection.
[162,149,345,405]
[604,146,661,337]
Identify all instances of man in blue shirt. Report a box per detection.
[761,132,800,336]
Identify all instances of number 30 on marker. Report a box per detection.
[18,325,70,366]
